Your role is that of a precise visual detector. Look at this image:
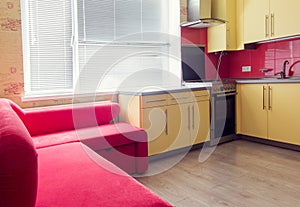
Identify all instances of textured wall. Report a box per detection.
[0,0,24,105]
[180,0,187,23]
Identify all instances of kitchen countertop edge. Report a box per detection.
[118,85,212,96]
[236,78,300,84]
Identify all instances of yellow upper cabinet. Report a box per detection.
[243,0,269,44]
[244,0,300,44]
[208,0,241,52]
[270,0,300,39]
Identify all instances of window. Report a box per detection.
[21,0,180,98]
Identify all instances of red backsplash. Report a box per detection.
[181,28,230,80]
[228,37,300,78]
[181,27,300,79]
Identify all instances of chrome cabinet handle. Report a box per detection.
[227,28,230,48]
[192,105,195,130]
[263,86,266,110]
[165,109,168,135]
[271,13,274,36]
[268,86,272,110]
[146,99,166,103]
[195,94,209,98]
[265,14,269,37]
[188,106,191,130]
[171,97,189,100]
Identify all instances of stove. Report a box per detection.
[210,79,237,145]
[211,80,236,94]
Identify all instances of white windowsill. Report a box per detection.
[22,90,117,102]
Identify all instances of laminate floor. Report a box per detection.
[136,140,300,207]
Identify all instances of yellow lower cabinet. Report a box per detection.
[142,104,193,156]
[142,106,170,156]
[191,101,210,144]
[236,84,268,139]
[119,89,211,156]
[170,103,191,151]
[237,83,300,146]
[267,84,300,145]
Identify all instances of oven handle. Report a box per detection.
[215,92,237,97]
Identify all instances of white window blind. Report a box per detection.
[76,0,173,93]
[77,0,168,42]
[22,0,73,97]
[21,0,180,98]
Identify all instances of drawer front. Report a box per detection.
[141,94,167,108]
[192,90,210,102]
[167,92,192,105]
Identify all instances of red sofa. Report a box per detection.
[0,99,172,207]
[13,100,148,174]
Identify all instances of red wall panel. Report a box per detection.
[181,29,300,79]
[181,28,230,80]
[228,37,300,78]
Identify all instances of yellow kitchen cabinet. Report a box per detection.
[141,106,168,155]
[142,104,188,155]
[190,90,210,144]
[236,84,268,139]
[208,0,239,52]
[236,83,300,146]
[191,100,210,144]
[142,103,194,155]
[267,84,300,145]
[244,0,300,44]
[269,0,300,39]
[119,89,210,156]
[243,0,269,43]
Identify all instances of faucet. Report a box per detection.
[288,60,300,76]
[275,60,289,79]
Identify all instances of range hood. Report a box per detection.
[180,0,225,28]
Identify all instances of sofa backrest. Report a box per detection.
[0,99,38,207]
[22,102,120,136]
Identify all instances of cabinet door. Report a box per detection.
[191,100,210,144]
[243,0,269,43]
[168,104,191,151]
[142,106,169,156]
[270,0,300,39]
[268,84,300,145]
[208,0,237,52]
[142,104,190,156]
[236,84,268,139]
[208,24,228,52]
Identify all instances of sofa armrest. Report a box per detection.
[0,99,38,207]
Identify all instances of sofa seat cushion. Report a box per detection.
[32,129,79,149]
[36,142,171,207]
[80,122,147,151]
[33,122,146,150]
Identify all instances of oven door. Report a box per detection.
[211,92,236,144]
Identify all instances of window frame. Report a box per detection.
[21,0,180,100]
